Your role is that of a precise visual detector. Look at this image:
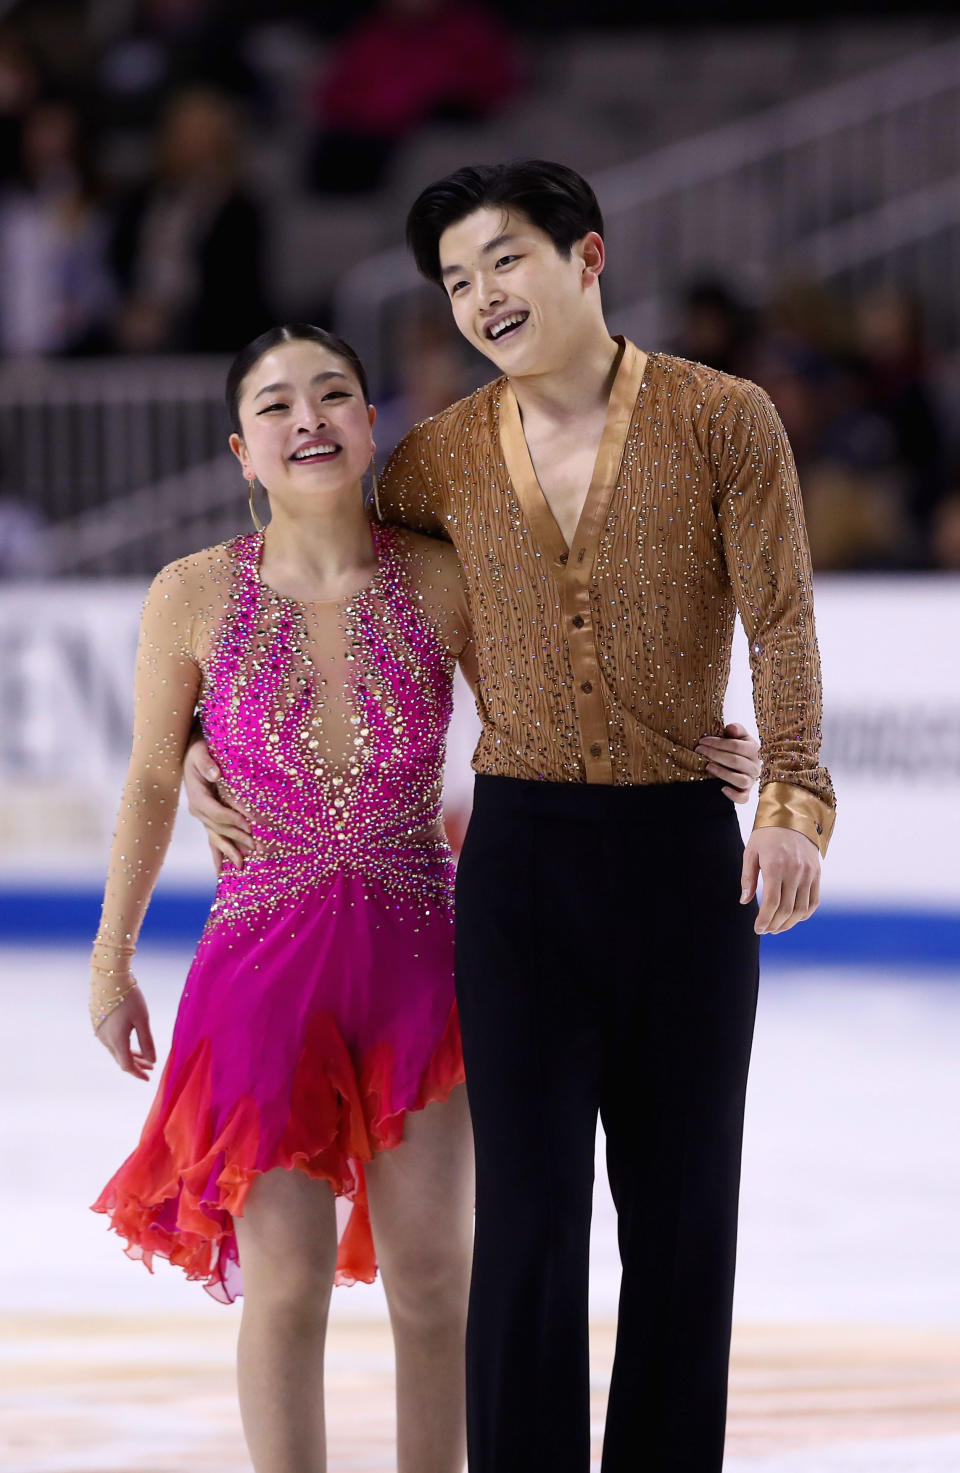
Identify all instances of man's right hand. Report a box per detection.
[183,736,253,872]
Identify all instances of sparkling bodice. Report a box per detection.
[199,526,464,926]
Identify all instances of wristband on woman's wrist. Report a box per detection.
[90,934,139,1031]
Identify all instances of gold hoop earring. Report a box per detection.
[248,478,264,532]
[370,455,382,523]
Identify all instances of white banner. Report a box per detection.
[1,576,958,908]
[725,576,960,909]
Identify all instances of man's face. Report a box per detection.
[438,206,601,377]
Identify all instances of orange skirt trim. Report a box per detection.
[92,1003,464,1296]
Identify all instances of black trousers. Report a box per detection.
[455,775,760,1473]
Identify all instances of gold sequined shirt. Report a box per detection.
[380,339,835,854]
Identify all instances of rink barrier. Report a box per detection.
[3,578,958,932]
[0,889,958,966]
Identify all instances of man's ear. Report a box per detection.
[579,231,605,288]
[229,432,251,478]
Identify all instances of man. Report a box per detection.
[186,161,833,1471]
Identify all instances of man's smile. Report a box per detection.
[484,310,530,342]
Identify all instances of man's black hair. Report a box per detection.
[406,160,604,287]
[226,324,369,434]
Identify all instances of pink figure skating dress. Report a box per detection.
[92,524,473,1300]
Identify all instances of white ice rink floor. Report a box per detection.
[2,946,959,1471]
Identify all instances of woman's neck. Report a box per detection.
[259,499,377,603]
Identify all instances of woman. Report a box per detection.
[91,323,761,1473]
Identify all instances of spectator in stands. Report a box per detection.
[0,98,115,356]
[852,287,947,550]
[931,481,960,570]
[372,301,479,459]
[741,279,927,570]
[96,0,258,133]
[800,461,911,572]
[0,27,42,184]
[749,342,826,474]
[307,0,521,196]
[764,278,852,367]
[673,278,756,379]
[111,86,268,353]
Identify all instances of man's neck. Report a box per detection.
[507,324,622,427]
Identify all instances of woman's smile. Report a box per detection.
[288,436,343,463]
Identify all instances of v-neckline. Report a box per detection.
[497,338,651,573]
[250,522,387,610]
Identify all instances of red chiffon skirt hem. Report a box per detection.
[92,1001,464,1302]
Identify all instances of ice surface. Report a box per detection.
[3,948,958,1327]
[3,948,960,1470]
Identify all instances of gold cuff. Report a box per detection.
[753,782,835,857]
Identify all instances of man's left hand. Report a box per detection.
[740,827,821,934]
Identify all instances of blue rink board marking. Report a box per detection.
[0,889,959,964]
[0,889,213,947]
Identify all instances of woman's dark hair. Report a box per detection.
[406,160,604,287]
[226,324,370,433]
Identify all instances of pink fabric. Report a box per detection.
[316,6,520,136]
[93,527,464,1299]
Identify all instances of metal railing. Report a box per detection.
[38,452,248,576]
[335,33,960,384]
[0,357,239,575]
[0,356,230,520]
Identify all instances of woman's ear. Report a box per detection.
[229,432,252,478]
[368,403,377,430]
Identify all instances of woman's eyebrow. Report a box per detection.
[254,372,348,400]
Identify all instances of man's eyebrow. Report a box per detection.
[253,371,349,400]
[440,233,519,279]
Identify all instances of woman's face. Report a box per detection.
[230,340,376,514]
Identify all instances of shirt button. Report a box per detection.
[581,681,593,693]
[590,743,602,758]
[572,614,585,628]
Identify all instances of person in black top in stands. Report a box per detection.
[111,87,268,353]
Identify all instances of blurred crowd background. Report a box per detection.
[1,0,960,579]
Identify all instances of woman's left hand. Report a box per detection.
[695,722,762,804]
